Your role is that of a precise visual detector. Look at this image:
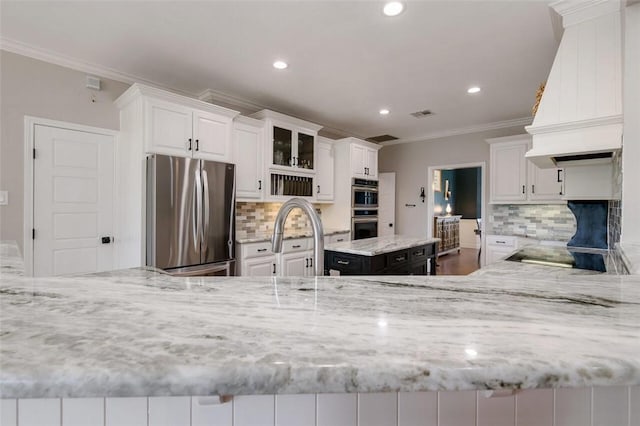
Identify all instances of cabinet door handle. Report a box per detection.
[395,256,406,262]
[292,244,302,248]
[496,240,506,244]
[309,258,313,267]
[336,238,344,242]
[305,258,309,268]
[557,169,563,183]
[292,157,297,166]
[273,263,276,274]
[188,138,192,151]
[195,139,199,151]
[532,184,535,194]
[257,248,267,252]
[560,185,564,196]
[337,260,350,265]
[258,180,262,190]
[522,185,525,194]
[317,185,320,194]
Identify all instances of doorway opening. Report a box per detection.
[427,162,485,275]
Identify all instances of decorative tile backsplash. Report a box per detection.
[236,202,314,239]
[487,204,576,241]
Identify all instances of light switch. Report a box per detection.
[0,191,7,205]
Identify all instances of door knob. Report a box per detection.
[101,236,113,244]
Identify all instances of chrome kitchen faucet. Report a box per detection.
[272,198,324,276]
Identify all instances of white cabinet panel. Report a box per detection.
[193,110,232,162]
[357,393,397,426]
[592,386,628,426]
[350,144,366,178]
[280,251,312,277]
[316,139,334,201]
[146,98,193,156]
[62,398,104,426]
[243,256,277,276]
[438,391,476,426]
[366,148,378,179]
[18,399,60,426]
[555,387,591,426]
[490,140,528,202]
[192,397,232,426]
[275,394,315,426]
[233,120,263,200]
[317,393,357,426]
[234,395,275,426]
[476,392,515,426]
[1,399,17,426]
[529,165,564,201]
[105,397,147,426]
[148,396,190,426]
[397,392,437,426]
[515,389,553,426]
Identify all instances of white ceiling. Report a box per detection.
[0,1,559,142]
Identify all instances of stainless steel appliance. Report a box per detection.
[352,179,379,208]
[351,179,378,240]
[146,154,236,276]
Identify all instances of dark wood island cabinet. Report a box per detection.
[324,236,439,276]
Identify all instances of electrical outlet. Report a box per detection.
[0,191,8,205]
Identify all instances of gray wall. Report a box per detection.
[378,126,526,237]
[0,51,130,252]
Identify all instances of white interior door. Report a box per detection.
[378,172,396,237]
[33,125,115,276]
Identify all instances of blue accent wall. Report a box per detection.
[433,167,481,219]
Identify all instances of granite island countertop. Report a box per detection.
[1,242,639,399]
[324,235,441,256]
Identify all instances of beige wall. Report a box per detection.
[378,126,526,237]
[0,51,130,253]
[622,3,640,244]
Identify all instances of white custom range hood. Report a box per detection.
[525,0,623,169]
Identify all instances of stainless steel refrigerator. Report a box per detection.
[146,154,236,276]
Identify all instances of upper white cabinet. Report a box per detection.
[137,88,238,162]
[351,142,379,179]
[487,134,563,204]
[316,137,334,202]
[233,116,264,201]
[250,110,323,174]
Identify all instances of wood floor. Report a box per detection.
[435,248,481,275]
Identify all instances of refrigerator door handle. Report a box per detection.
[201,168,210,254]
[195,168,203,252]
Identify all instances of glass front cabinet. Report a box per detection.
[250,110,322,173]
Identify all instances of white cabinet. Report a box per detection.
[237,241,277,276]
[280,251,313,277]
[484,235,518,265]
[233,117,264,201]
[487,134,563,204]
[350,142,379,180]
[316,138,334,202]
[143,93,237,162]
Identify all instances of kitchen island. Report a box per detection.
[324,235,440,275]
[1,241,639,425]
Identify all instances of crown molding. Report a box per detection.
[379,117,534,147]
[0,36,194,97]
[197,88,266,113]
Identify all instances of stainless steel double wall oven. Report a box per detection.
[351,178,378,240]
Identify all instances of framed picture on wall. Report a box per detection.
[433,170,441,192]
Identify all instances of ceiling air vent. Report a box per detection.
[365,134,398,143]
[410,109,434,118]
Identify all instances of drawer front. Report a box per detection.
[240,241,273,259]
[386,250,409,268]
[486,235,516,248]
[330,233,350,243]
[282,238,309,253]
[327,252,363,274]
[409,244,433,262]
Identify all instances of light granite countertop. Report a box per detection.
[236,228,350,244]
[324,235,441,256]
[1,242,639,399]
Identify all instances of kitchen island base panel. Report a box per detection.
[2,387,637,426]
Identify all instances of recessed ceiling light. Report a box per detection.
[467,86,481,94]
[273,60,288,70]
[383,1,404,17]
[379,109,390,115]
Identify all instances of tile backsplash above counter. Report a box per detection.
[487,204,576,241]
[236,202,315,240]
